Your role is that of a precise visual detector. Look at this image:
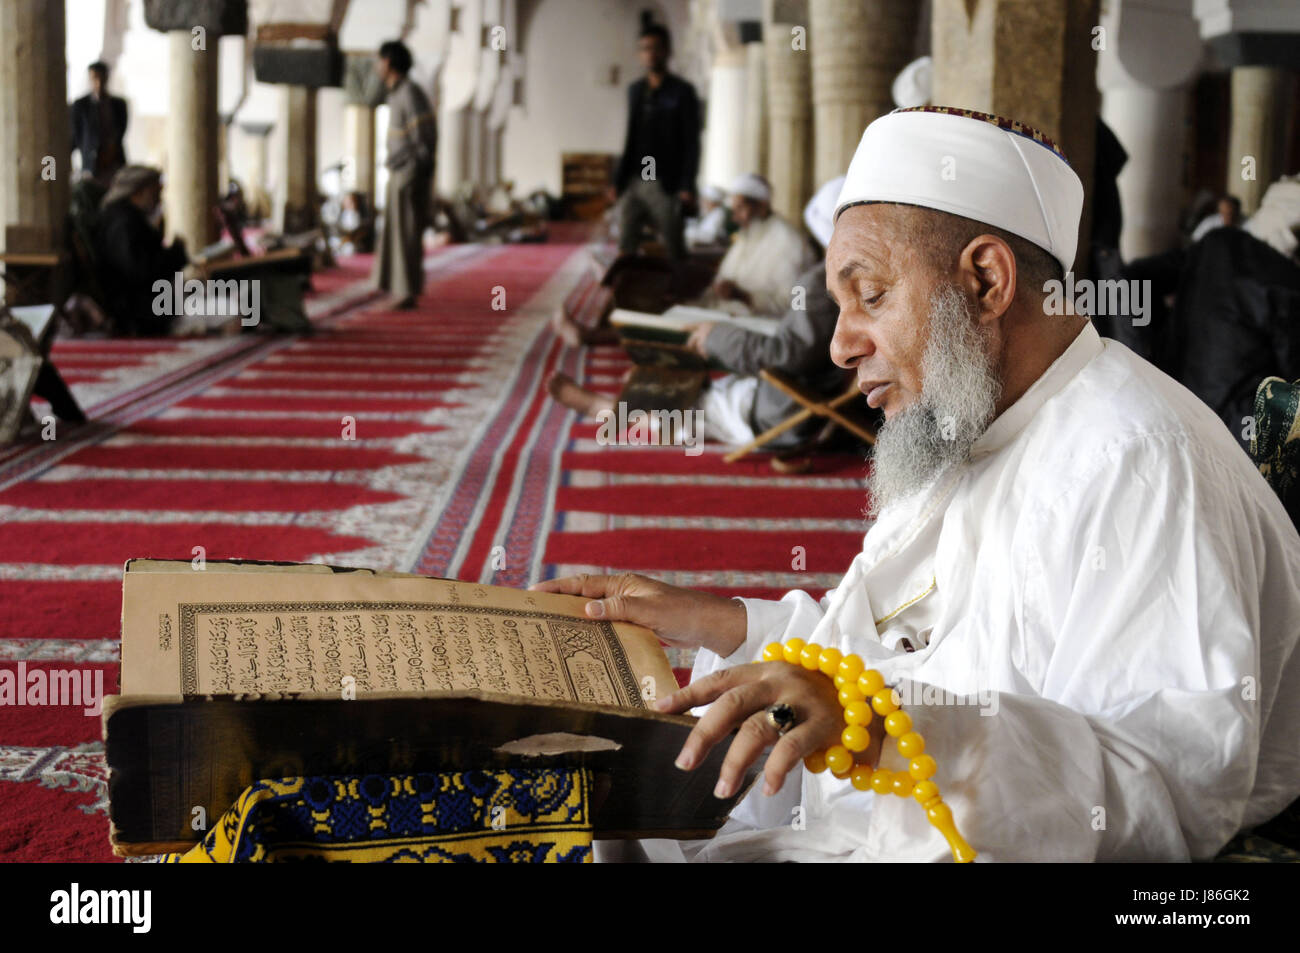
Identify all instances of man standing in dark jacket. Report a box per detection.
[70,62,128,186]
[612,22,700,262]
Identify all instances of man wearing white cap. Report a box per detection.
[685,175,846,447]
[684,184,728,248]
[538,106,1300,861]
[701,173,814,317]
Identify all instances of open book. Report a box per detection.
[105,560,756,855]
[610,304,780,343]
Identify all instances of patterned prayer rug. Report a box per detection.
[163,770,592,863]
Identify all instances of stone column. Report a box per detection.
[1096,0,1202,260]
[1227,66,1287,215]
[345,102,376,206]
[238,122,273,221]
[280,85,318,234]
[703,46,750,189]
[743,41,769,179]
[437,104,467,198]
[483,125,501,189]
[765,0,813,225]
[931,0,1100,273]
[466,110,485,192]
[0,0,69,261]
[1103,86,1190,258]
[809,0,918,189]
[166,30,221,251]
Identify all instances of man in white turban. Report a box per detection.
[701,173,814,316]
[536,106,1300,861]
[685,184,728,248]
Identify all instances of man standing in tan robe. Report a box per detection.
[372,41,437,309]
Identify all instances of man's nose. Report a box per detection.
[830,316,874,370]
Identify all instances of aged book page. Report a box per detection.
[120,563,677,709]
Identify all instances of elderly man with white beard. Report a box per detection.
[533,107,1300,862]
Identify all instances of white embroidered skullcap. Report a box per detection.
[891,56,932,109]
[699,184,725,203]
[804,175,846,248]
[835,106,1084,274]
[728,172,772,204]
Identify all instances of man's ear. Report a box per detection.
[958,235,1016,326]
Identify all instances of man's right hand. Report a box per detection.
[529,572,748,659]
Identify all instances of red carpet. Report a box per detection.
[0,235,870,861]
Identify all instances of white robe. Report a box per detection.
[603,323,1300,862]
[709,214,814,316]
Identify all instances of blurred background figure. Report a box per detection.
[685,184,729,248]
[70,60,128,187]
[611,18,701,267]
[93,165,188,336]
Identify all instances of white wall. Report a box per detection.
[501,0,678,196]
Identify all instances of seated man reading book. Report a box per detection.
[551,173,812,348]
[533,107,1300,861]
[548,177,846,450]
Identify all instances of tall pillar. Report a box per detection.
[437,105,467,198]
[743,41,769,179]
[166,30,221,251]
[0,0,69,259]
[702,46,749,189]
[809,0,918,188]
[932,0,1100,273]
[280,86,318,233]
[217,120,229,195]
[1097,0,1201,260]
[765,0,813,225]
[237,122,273,221]
[1227,66,1287,215]
[483,125,501,189]
[466,110,485,191]
[1103,87,1190,258]
[345,102,376,207]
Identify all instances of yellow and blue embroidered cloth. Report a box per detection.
[164,768,593,863]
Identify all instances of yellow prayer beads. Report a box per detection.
[817,647,843,677]
[761,641,977,864]
[799,643,824,671]
[824,745,854,776]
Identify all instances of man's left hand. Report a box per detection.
[653,662,869,799]
[685,322,714,356]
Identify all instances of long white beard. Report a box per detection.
[866,284,1001,517]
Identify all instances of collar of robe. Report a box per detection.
[969,321,1103,460]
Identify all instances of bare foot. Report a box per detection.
[547,372,615,417]
[550,307,587,348]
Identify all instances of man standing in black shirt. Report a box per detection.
[70,62,129,186]
[612,22,700,263]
